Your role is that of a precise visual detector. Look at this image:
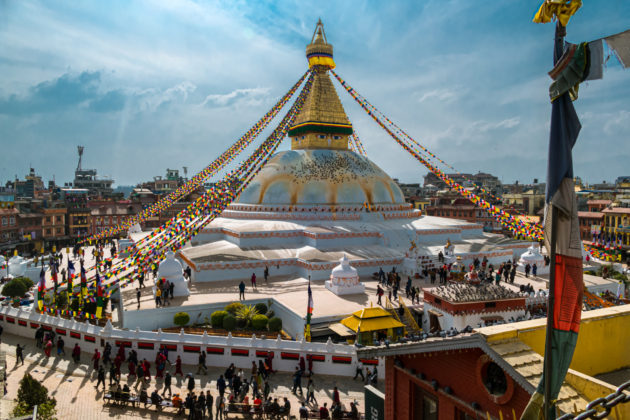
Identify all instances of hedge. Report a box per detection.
[225,302,245,315]
[268,317,282,332]
[222,314,236,331]
[254,302,268,315]
[211,310,228,328]
[251,314,269,330]
[174,312,190,327]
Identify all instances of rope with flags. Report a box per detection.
[304,277,313,342]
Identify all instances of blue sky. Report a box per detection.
[0,0,628,187]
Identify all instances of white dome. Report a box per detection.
[331,254,358,279]
[519,244,544,263]
[237,149,405,205]
[157,251,183,278]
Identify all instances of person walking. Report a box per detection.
[155,287,162,307]
[56,337,65,356]
[239,280,246,300]
[95,365,106,390]
[292,367,303,395]
[205,390,213,420]
[353,364,365,381]
[376,285,384,305]
[264,266,269,284]
[162,371,172,397]
[187,374,195,394]
[175,355,183,377]
[251,272,257,290]
[197,350,207,375]
[217,374,226,398]
[216,395,225,420]
[92,349,101,370]
[136,288,141,308]
[15,344,24,367]
[307,379,317,405]
[72,343,81,363]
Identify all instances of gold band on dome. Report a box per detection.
[308,55,335,69]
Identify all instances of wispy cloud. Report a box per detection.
[200,87,271,107]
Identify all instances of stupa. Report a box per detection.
[155,251,190,297]
[178,20,527,285]
[518,243,549,275]
[326,254,364,295]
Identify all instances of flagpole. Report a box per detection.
[543,22,565,419]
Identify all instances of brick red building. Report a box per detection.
[577,211,604,241]
[359,335,533,420]
[89,201,143,236]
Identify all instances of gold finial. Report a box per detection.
[306,20,335,69]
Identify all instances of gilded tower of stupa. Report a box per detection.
[289,19,353,151]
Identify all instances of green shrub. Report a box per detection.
[254,302,268,315]
[211,310,228,328]
[12,373,57,420]
[235,304,260,328]
[265,310,275,318]
[2,279,27,299]
[223,314,236,331]
[174,312,190,327]
[14,277,34,290]
[252,314,269,330]
[268,317,282,332]
[225,302,245,315]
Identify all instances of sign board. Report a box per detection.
[591,225,601,235]
[364,385,385,420]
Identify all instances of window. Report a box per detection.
[56,228,61,234]
[46,216,52,223]
[2,217,6,226]
[482,362,507,396]
[56,216,62,222]
[9,217,15,225]
[46,228,52,235]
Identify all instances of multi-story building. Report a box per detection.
[62,189,91,238]
[577,211,604,241]
[89,201,143,235]
[0,208,19,249]
[586,199,612,212]
[42,206,68,246]
[501,189,545,216]
[602,206,630,249]
[424,194,501,232]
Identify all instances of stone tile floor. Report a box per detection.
[0,332,376,419]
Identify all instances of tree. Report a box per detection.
[12,373,57,420]
[224,302,245,315]
[174,312,190,327]
[2,279,27,299]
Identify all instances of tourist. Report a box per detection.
[169,281,174,298]
[217,374,226,398]
[151,389,163,411]
[353,364,364,381]
[307,379,317,404]
[56,336,65,356]
[376,285,384,305]
[319,402,330,419]
[347,401,359,419]
[205,390,214,419]
[139,387,149,408]
[72,343,81,363]
[292,366,303,395]
[332,386,340,406]
[495,271,501,286]
[196,350,207,375]
[95,365,106,390]
[532,263,538,277]
[15,344,24,367]
[35,326,44,348]
[103,342,112,365]
[264,265,269,284]
[300,402,309,419]
[251,272,257,290]
[135,364,145,389]
[187,373,196,393]
[216,395,225,420]
[332,402,343,419]
[198,390,206,418]
[128,359,136,379]
[378,267,385,283]
[175,355,183,377]
[138,270,145,289]
[162,371,172,397]
[525,263,531,277]
[136,288,141,308]
[92,348,101,370]
[155,287,162,307]
[44,337,53,357]
[109,363,117,386]
[239,281,246,300]
[370,366,379,385]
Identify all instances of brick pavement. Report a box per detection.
[0,332,374,419]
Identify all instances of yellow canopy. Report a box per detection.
[340,307,405,333]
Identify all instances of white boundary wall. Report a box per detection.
[0,306,384,379]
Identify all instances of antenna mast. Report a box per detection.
[77,146,84,171]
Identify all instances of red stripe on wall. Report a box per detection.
[70,332,81,339]
[231,348,249,356]
[281,352,300,360]
[138,342,155,350]
[84,335,96,342]
[332,356,352,364]
[206,347,225,354]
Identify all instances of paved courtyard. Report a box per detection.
[0,331,374,419]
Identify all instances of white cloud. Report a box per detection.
[417,88,459,103]
[470,117,520,133]
[200,87,271,107]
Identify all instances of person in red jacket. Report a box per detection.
[175,355,183,377]
[92,349,101,370]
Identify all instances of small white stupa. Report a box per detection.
[325,254,365,295]
[155,251,190,297]
[8,255,27,277]
[518,243,549,275]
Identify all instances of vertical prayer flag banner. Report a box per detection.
[37,268,45,311]
[305,279,313,342]
[521,24,584,420]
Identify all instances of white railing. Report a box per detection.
[0,305,384,378]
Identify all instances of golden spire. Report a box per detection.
[289,20,353,151]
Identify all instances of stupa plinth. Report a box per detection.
[155,251,190,297]
[325,254,364,295]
